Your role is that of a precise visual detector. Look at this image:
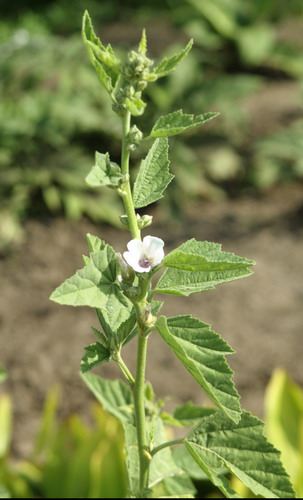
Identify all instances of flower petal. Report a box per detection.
[123,251,151,272]
[127,238,144,256]
[143,236,164,266]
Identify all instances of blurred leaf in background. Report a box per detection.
[0,386,127,498]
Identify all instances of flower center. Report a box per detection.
[139,256,151,268]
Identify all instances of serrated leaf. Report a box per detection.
[154,39,193,77]
[50,240,132,331]
[156,240,254,296]
[85,152,123,188]
[151,110,219,138]
[133,138,174,209]
[173,445,214,481]
[80,342,111,373]
[156,315,240,423]
[185,411,296,499]
[82,11,119,93]
[138,29,147,55]
[81,372,134,424]
[164,239,255,272]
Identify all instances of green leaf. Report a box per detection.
[151,110,219,138]
[156,315,241,423]
[265,369,303,497]
[164,239,255,272]
[81,372,134,424]
[133,138,174,209]
[82,11,119,93]
[173,402,217,426]
[156,240,254,296]
[80,342,111,373]
[185,411,296,499]
[85,152,123,188]
[50,239,132,331]
[138,29,147,55]
[0,395,12,459]
[154,39,193,78]
[0,367,7,383]
[173,445,213,481]
[124,96,146,116]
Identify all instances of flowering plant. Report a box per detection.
[50,12,295,499]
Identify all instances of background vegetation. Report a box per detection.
[1,0,303,249]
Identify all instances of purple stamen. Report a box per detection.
[139,256,150,268]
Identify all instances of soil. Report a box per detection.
[1,183,303,458]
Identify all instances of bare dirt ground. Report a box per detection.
[1,183,302,457]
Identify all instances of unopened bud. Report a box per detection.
[116,253,135,283]
[142,304,156,328]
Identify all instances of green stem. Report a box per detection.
[151,438,184,457]
[120,110,150,494]
[121,110,141,240]
[133,333,150,493]
[115,352,135,386]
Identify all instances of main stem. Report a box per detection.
[120,110,150,495]
[121,110,140,241]
[133,332,150,493]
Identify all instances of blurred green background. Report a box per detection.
[1,0,303,249]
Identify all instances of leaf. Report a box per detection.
[133,138,174,209]
[151,110,219,138]
[173,445,213,481]
[0,367,7,383]
[138,29,147,55]
[155,315,241,423]
[80,342,111,373]
[124,96,146,116]
[173,402,217,426]
[82,11,119,93]
[85,152,123,188]
[265,369,303,497]
[164,239,255,272]
[185,411,296,499]
[154,39,193,78]
[156,240,254,296]
[0,395,12,459]
[81,372,134,424]
[50,239,132,331]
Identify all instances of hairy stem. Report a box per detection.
[121,110,141,240]
[151,438,184,457]
[133,332,150,493]
[120,110,150,494]
[115,352,135,386]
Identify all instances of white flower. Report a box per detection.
[123,235,164,273]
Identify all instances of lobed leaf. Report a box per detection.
[153,39,193,78]
[80,342,111,373]
[133,137,174,209]
[85,152,123,188]
[50,238,132,331]
[185,411,296,498]
[151,110,219,138]
[156,315,241,423]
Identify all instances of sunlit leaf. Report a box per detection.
[151,110,219,138]
[133,138,174,209]
[156,315,240,422]
[185,411,296,498]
